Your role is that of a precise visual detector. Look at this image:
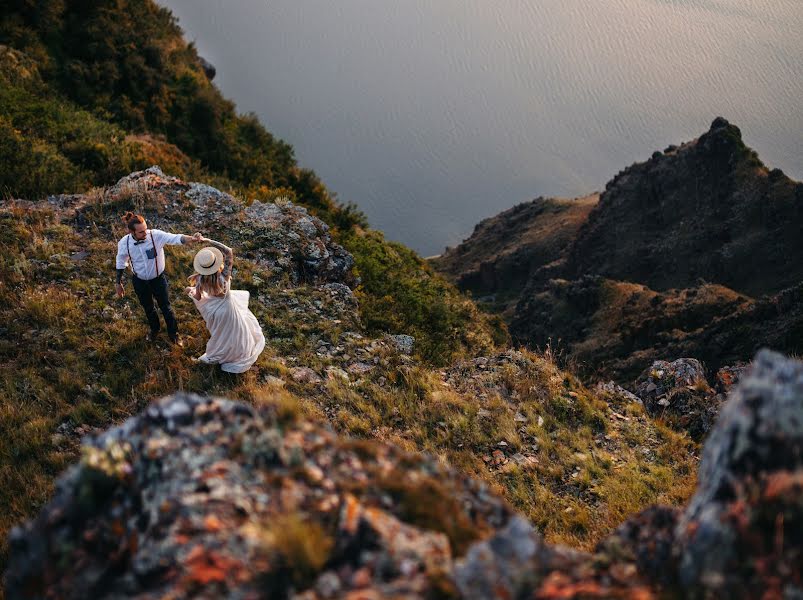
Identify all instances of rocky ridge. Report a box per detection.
[433,119,803,382]
[6,350,803,598]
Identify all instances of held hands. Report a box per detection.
[191,232,204,243]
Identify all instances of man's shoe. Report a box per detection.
[146,331,159,343]
[170,335,184,347]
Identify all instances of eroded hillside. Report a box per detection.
[0,170,698,575]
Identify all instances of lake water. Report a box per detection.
[159,0,802,256]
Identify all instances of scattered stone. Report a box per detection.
[325,366,350,382]
[264,375,285,388]
[596,380,642,404]
[386,334,415,356]
[290,367,323,384]
[346,362,374,375]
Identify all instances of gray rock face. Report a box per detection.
[673,349,803,598]
[454,516,543,599]
[386,334,414,356]
[5,393,514,599]
[241,200,356,286]
[635,358,720,440]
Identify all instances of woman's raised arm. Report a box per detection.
[202,237,234,280]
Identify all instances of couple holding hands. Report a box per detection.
[115,211,265,373]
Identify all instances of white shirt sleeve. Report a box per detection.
[116,237,130,270]
[152,229,185,246]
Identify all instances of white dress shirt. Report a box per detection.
[116,229,184,281]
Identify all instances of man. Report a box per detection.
[115,211,203,345]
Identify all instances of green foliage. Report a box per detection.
[341,228,503,365]
[0,49,148,197]
[0,0,295,189]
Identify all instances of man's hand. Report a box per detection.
[191,232,203,243]
[116,283,125,298]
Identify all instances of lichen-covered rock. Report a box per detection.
[386,334,414,355]
[5,393,513,599]
[98,167,358,286]
[238,199,356,286]
[714,362,750,394]
[673,349,803,599]
[635,358,720,440]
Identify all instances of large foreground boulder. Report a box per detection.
[5,393,513,599]
[673,349,803,597]
[6,350,802,598]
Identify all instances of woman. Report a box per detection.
[186,237,265,373]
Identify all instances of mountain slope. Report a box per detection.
[0,1,502,366]
[0,173,697,573]
[568,118,803,297]
[432,194,598,316]
[434,119,803,381]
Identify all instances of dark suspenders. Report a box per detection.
[126,232,160,279]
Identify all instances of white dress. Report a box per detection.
[189,276,265,373]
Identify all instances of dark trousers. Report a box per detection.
[132,273,178,340]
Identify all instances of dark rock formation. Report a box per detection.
[198,56,216,80]
[568,118,803,297]
[452,118,803,382]
[431,195,597,314]
[434,119,803,381]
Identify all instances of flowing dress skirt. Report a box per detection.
[190,283,265,373]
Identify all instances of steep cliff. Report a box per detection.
[435,119,803,381]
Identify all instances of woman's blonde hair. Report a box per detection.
[189,271,225,297]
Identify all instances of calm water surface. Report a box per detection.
[159,1,802,256]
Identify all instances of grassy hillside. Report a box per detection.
[0,0,698,585]
[0,192,697,573]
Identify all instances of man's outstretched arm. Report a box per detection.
[156,230,203,245]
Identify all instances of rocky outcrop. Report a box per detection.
[569,118,803,297]
[673,349,803,598]
[6,350,803,598]
[101,166,356,286]
[435,119,803,382]
[5,393,513,599]
[431,195,597,313]
[634,358,721,440]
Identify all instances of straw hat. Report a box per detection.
[193,246,224,275]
